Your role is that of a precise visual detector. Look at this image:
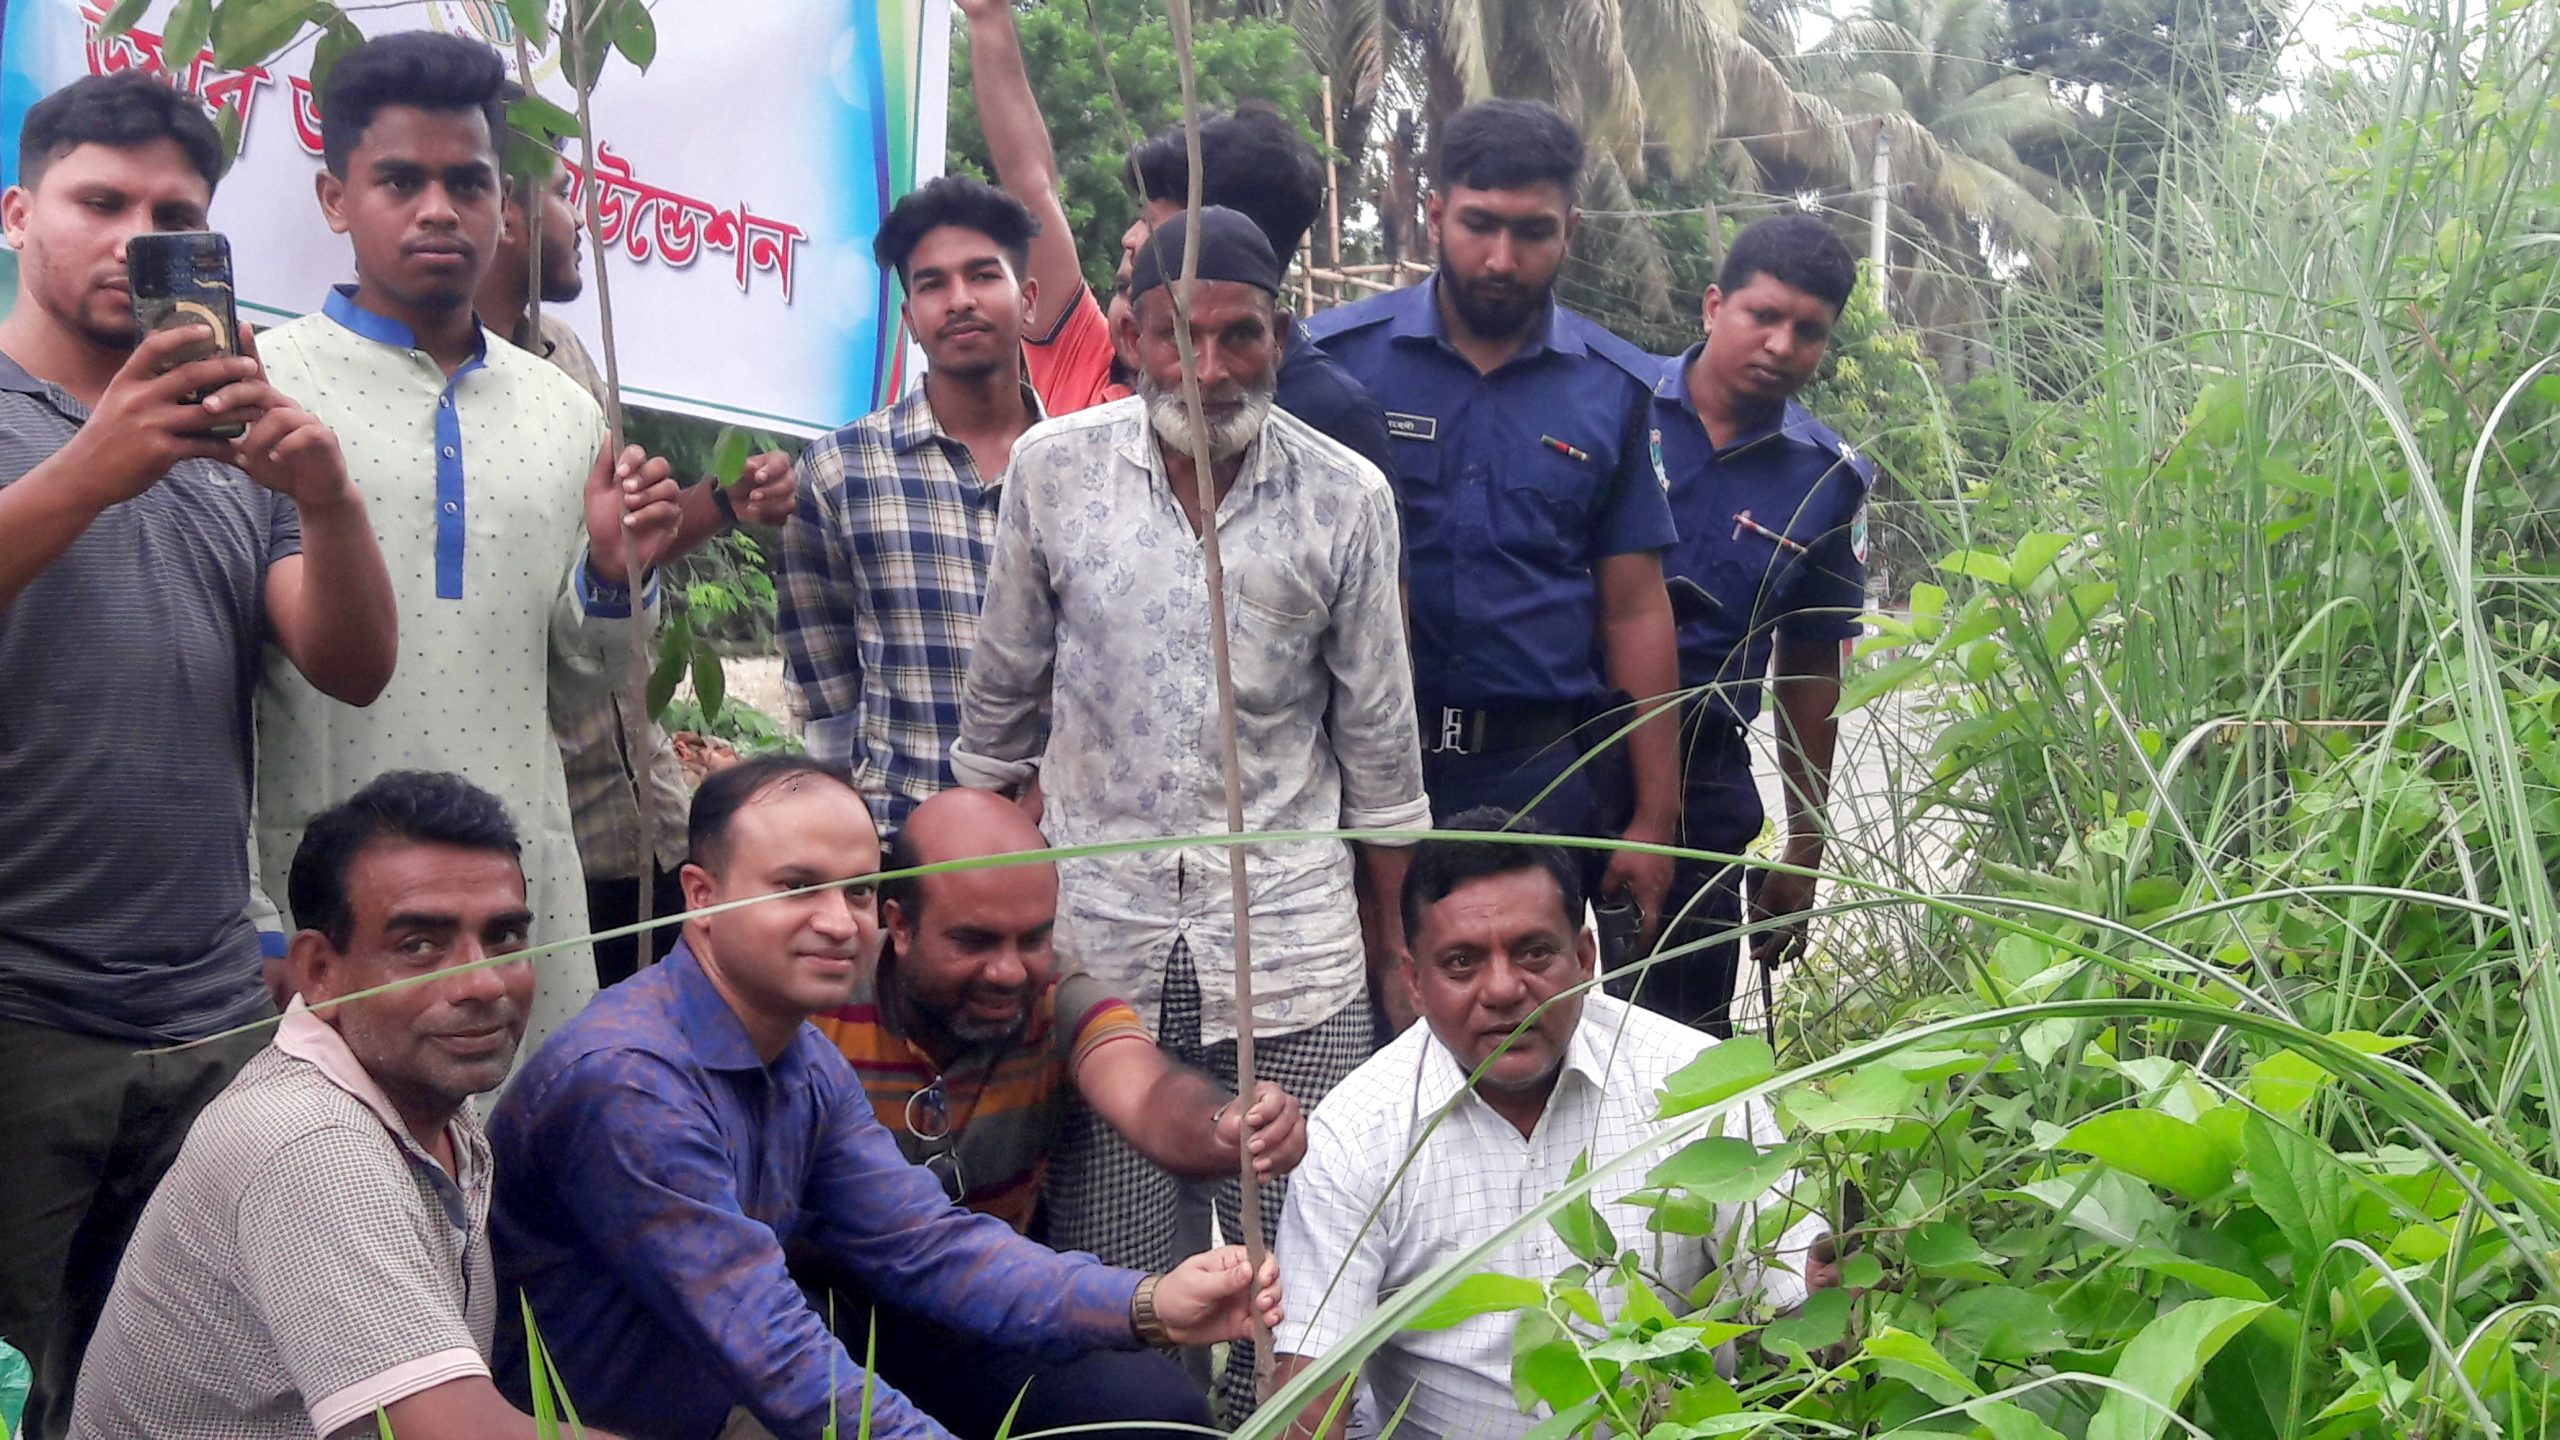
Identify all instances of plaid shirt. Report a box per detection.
[780,383,1038,835]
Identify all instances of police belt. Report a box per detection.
[1419,701,1585,758]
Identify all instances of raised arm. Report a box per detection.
[956,0,1090,327]
[0,326,262,612]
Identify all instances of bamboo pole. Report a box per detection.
[559,0,659,954]
[1163,0,1274,1395]
[1321,72,1340,309]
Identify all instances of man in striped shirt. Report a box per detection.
[815,787,1307,1234]
[779,177,1047,837]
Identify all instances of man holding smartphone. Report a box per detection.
[0,72,400,1436]
[248,31,685,1053]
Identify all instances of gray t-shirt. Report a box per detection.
[0,351,299,1042]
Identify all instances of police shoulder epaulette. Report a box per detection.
[1791,410,1879,486]
[1300,289,1397,342]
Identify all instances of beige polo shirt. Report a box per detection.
[67,1002,497,1439]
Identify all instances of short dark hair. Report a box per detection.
[1435,99,1582,201]
[319,30,510,179]
[874,175,1038,286]
[1717,213,1859,316]
[289,771,523,951]
[1400,806,1586,941]
[17,72,223,192]
[687,756,860,875]
[1123,105,1325,265]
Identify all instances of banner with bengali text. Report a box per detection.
[0,0,949,434]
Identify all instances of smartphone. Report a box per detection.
[127,230,244,439]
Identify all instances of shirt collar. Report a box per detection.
[276,997,423,1136]
[322,283,490,366]
[663,939,791,1074]
[1416,1003,1610,1119]
[0,348,50,397]
[1661,343,1818,456]
[891,375,1050,458]
[1387,274,1580,362]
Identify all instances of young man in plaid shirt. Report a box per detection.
[779,177,1047,838]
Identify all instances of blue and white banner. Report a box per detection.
[0,0,950,433]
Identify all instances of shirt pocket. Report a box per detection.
[1496,441,1601,567]
[1230,583,1326,714]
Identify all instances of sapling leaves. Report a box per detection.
[1552,1153,1617,1266]
[1657,1035,1775,1118]
[2087,1299,2276,1440]
[2060,1109,2239,1201]
[1404,1273,1545,1331]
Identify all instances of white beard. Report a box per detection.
[1145,382,1273,462]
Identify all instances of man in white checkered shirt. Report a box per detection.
[1274,811,1836,1439]
[70,773,623,1440]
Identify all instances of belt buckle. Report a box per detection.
[1430,705,1477,757]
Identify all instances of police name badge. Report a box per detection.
[1385,413,1439,442]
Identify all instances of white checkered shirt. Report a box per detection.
[1276,994,1826,1440]
[69,1002,496,1439]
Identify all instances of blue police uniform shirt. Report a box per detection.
[1304,278,1676,710]
[1651,341,1872,734]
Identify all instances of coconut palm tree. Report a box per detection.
[1291,0,1864,323]
[1794,0,2082,275]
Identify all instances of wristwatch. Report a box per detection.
[710,481,741,528]
[1132,1273,1174,1348]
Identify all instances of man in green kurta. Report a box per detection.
[249,32,682,1048]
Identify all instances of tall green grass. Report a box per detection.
[1229,0,2560,1435]
[166,2,2560,1433]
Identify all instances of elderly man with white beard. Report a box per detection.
[953,206,1428,1416]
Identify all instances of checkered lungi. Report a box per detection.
[1041,936,1373,1420]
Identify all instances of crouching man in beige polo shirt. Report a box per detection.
[69,772,626,1440]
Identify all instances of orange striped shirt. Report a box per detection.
[816,967,1145,1233]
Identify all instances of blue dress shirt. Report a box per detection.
[488,942,1143,1440]
[1648,342,1871,729]
[1303,279,1676,709]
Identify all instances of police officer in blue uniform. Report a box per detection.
[1305,100,1685,1006]
[1639,213,1873,1034]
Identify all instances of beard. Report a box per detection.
[538,261,583,306]
[1436,240,1552,340]
[1140,370,1275,463]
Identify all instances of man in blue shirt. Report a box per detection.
[1639,214,1871,1033]
[488,756,1281,1440]
[1305,99,1682,964]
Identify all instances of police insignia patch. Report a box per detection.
[1649,427,1669,492]
[1851,504,1871,564]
